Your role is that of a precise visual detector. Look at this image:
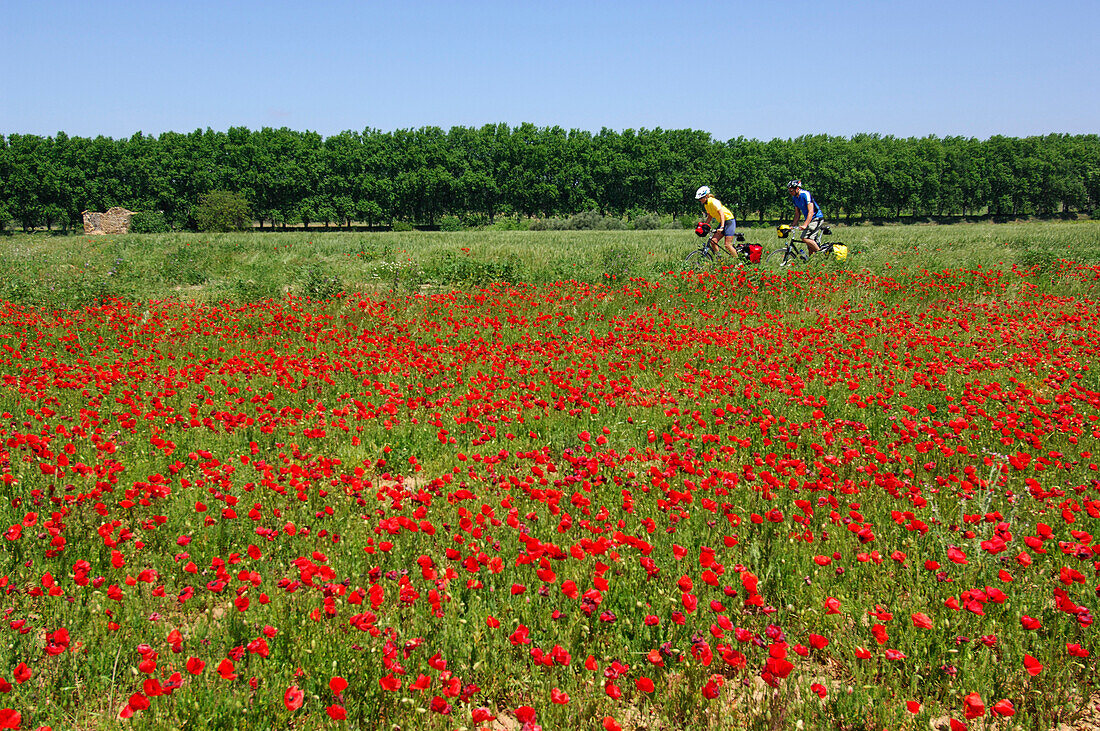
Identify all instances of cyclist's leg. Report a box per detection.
[722,236,739,258]
[708,233,723,256]
[802,219,823,254]
[722,218,739,257]
[714,219,737,257]
[816,226,830,255]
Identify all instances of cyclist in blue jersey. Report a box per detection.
[787,180,826,256]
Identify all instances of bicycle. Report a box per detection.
[683,223,760,271]
[764,224,845,266]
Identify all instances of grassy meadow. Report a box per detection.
[0,220,1098,730]
[0,219,1097,307]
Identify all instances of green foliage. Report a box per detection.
[194,190,252,232]
[2,127,1100,232]
[632,212,661,230]
[391,220,414,232]
[129,210,170,233]
[162,245,208,285]
[422,250,527,286]
[487,216,528,231]
[299,263,343,300]
[439,215,463,232]
[231,277,281,301]
[1,221,1099,304]
[1019,247,1059,275]
[597,243,632,277]
[572,210,625,230]
[531,210,628,231]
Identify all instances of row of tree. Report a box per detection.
[2,125,1098,231]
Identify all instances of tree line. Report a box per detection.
[1,124,1098,232]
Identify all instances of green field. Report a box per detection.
[1,219,1097,307]
[1,219,1099,729]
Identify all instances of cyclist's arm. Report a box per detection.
[700,206,712,225]
[805,200,815,223]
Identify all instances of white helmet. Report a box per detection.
[694,186,710,200]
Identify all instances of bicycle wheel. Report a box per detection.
[683,248,713,272]
[764,248,794,267]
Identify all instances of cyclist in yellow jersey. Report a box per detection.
[694,186,738,257]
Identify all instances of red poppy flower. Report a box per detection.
[1023,654,1043,675]
[471,708,496,723]
[217,659,237,680]
[12,665,30,685]
[284,685,304,711]
[0,709,20,729]
[1067,643,1090,658]
[911,612,933,629]
[963,692,985,719]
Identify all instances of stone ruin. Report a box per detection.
[82,207,135,235]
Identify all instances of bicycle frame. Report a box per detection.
[684,227,748,271]
[767,225,840,266]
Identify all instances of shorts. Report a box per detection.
[801,217,824,243]
[713,219,737,238]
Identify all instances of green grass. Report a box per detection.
[1,220,1098,307]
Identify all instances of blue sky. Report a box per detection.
[2,0,1094,142]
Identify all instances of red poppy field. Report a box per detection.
[1,261,1098,730]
